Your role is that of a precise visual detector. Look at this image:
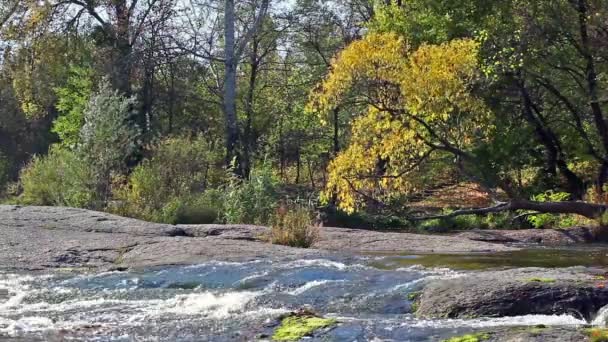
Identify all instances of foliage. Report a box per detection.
[110,135,223,223]
[368,1,504,46]
[0,151,9,195]
[52,66,93,148]
[272,315,337,341]
[310,33,487,213]
[322,207,410,230]
[270,205,320,248]
[525,191,580,229]
[79,79,140,204]
[415,212,518,232]
[222,164,279,224]
[18,146,95,207]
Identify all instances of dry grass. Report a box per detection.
[270,206,320,248]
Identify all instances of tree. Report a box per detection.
[223,0,269,173]
[310,31,608,220]
[481,0,608,199]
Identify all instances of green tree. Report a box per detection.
[52,66,94,148]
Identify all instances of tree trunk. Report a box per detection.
[223,0,240,173]
[576,0,608,191]
[243,37,260,178]
[332,106,340,155]
[113,0,132,97]
[413,200,607,221]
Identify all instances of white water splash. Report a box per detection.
[284,259,368,271]
[414,314,587,328]
[336,313,587,329]
[158,291,261,318]
[0,274,43,310]
[592,304,608,326]
[287,280,345,296]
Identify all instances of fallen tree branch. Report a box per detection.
[409,200,608,221]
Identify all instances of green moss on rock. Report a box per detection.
[586,328,608,342]
[525,277,556,283]
[442,332,490,342]
[272,315,337,341]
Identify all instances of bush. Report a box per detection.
[0,151,9,195]
[79,79,140,204]
[18,146,95,207]
[415,212,518,232]
[270,206,320,248]
[110,135,223,223]
[525,191,583,229]
[222,165,279,224]
[322,207,410,229]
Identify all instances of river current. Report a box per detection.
[2,250,603,341]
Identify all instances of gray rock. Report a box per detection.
[0,205,519,272]
[417,267,608,321]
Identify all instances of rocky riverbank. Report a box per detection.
[0,205,521,271]
[3,205,608,341]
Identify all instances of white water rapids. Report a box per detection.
[0,259,605,341]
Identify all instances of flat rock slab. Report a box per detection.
[0,205,519,271]
[457,227,598,245]
[314,227,519,253]
[0,205,318,271]
[417,267,608,321]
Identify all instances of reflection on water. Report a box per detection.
[0,249,604,341]
[368,245,608,270]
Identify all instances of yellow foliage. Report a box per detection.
[310,33,490,212]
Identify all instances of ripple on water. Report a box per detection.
[0,257,597,341]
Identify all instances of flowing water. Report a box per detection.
[1,248,607,341]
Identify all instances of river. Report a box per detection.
[3,246,607,341]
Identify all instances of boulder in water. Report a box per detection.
[417,267,608,321]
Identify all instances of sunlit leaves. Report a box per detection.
[310,33,489,212]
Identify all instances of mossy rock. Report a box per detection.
[272,315,337,341]
[525,277,556,283]
[442,332,490,342]
[586,328,608,342]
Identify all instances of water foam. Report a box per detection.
[158,291,261,318]
[409,314,587,328]
[592,304,608,326]
[287,280,345,295]
[284,259,370,271]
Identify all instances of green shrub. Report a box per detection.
[0,151,9,195]
[525,191,581,229]
[110,135,223,223]
[52,66,93,149]
[270,206,320,248]
[173,192,222,224]
[18,146,95,207]
[415,212,517,232]
[322,207,410,230]
[79,79,140,204]
[222,165,279,224]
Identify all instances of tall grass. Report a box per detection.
[270,206,320,248]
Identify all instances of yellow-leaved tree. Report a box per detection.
[308,33,491,213]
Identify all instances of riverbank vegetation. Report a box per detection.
[1,0,608,232]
